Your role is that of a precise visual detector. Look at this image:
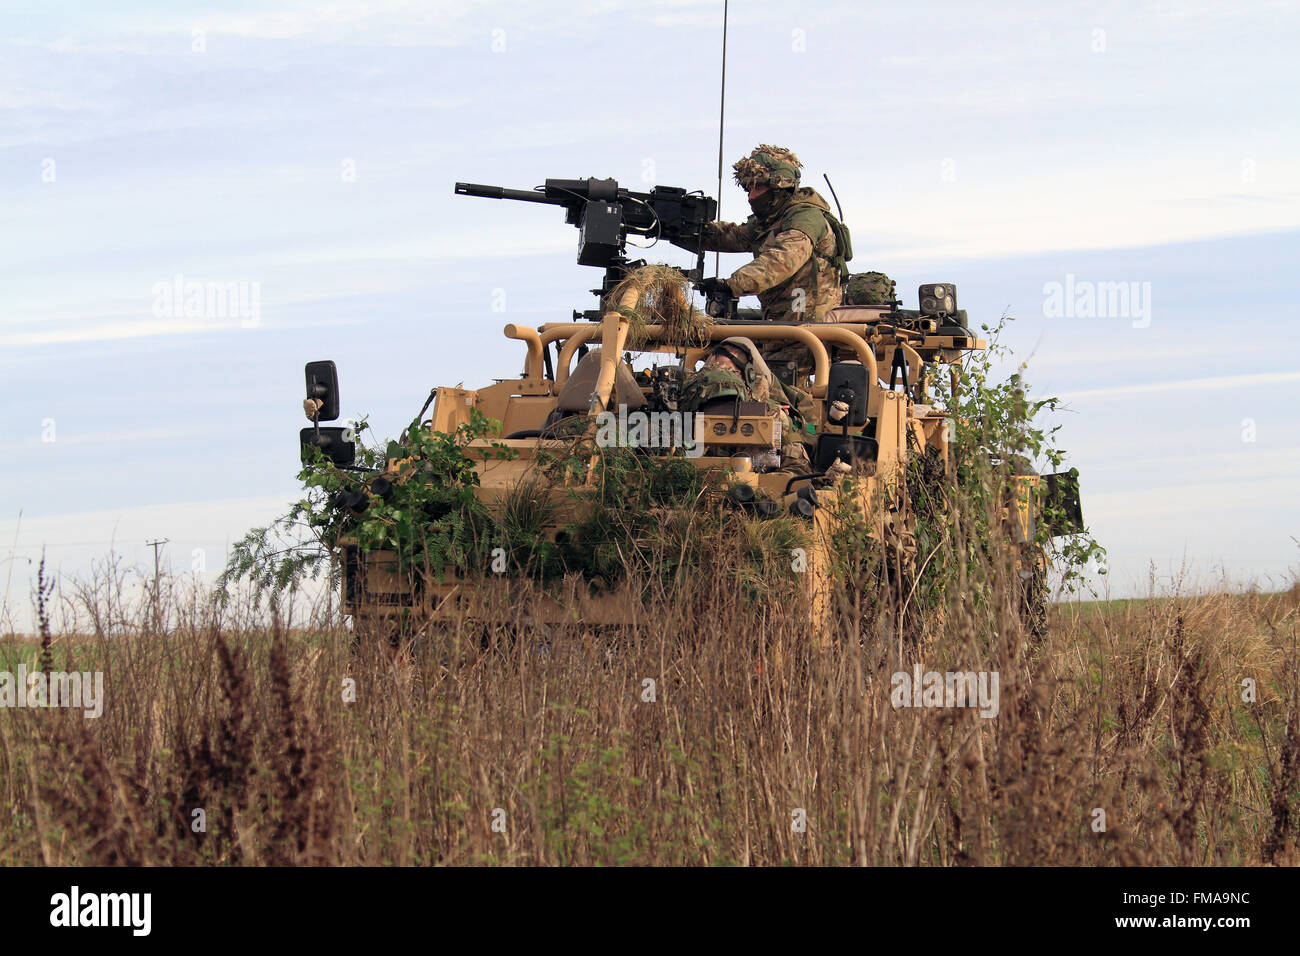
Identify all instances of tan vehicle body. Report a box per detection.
[335,293,1044,634]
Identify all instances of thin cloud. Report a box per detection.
[16,427,188,449]
[1055,371,1300,402]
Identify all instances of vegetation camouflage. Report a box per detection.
[732,144,803,190]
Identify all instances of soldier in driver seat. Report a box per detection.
[678,338,812,470]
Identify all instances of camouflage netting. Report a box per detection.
[732,144,802,190]
[604,263,712,348]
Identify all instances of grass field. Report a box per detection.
[1,560,1296,866]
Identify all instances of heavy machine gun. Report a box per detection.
[455,178,717,312]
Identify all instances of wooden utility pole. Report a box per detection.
[146,538,168,633]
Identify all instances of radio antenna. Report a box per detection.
[713,0,729,278]
[823,173,845,222]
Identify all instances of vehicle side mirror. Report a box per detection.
[1041,469,1084,536]
[305,360,340,422]
[300,427,355,467]
[827,361,870,427]
[814,434,878,472]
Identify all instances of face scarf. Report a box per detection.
[748,189,779,218]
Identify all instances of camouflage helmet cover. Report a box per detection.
[733,144,802,190]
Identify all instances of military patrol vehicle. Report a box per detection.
[298,170,1083,639]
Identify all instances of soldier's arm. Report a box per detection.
[725,229,813,295]
[698,220,757,253]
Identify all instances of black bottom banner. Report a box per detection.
[4,865,1283,943]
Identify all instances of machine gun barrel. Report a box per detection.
[454,182,567,206]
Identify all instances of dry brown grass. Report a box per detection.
[1,552,1296,867]
[604,263,711,348]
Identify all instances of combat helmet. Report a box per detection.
[707,339,753,373]
[713,336,775,402]
[733,144,802,191]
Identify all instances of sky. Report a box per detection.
[2,0,1298,628]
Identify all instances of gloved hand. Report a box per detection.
[698,276,736,318]
[697,276,732,299]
